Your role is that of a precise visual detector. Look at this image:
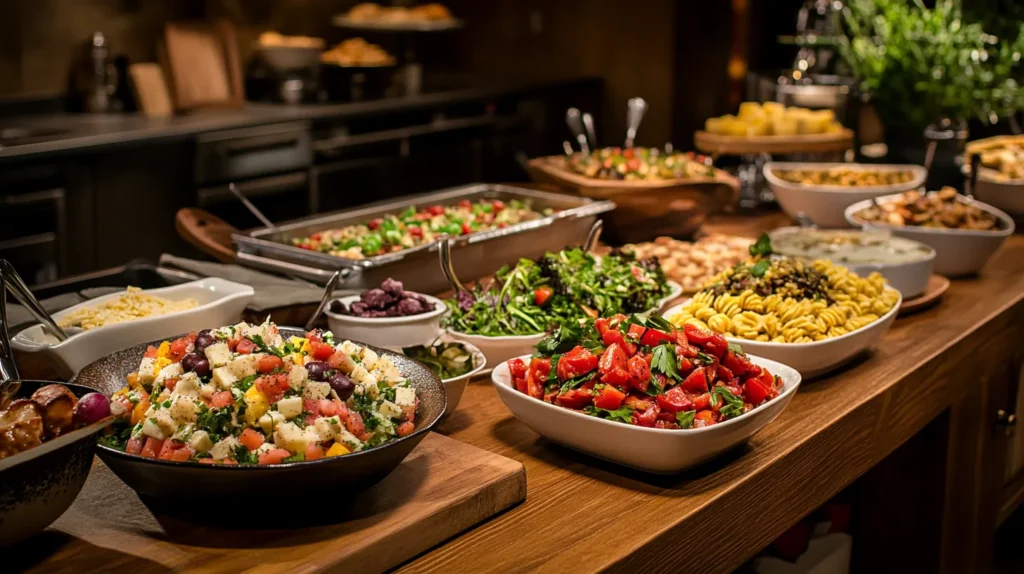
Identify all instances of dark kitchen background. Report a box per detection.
[0,0,805,284]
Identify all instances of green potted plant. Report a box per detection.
[838,0,1023,178]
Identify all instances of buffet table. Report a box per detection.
[398,213,1023,574]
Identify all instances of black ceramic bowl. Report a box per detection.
[0,380,109,547]
[71,328,446,510]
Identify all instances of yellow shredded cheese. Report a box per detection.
[57,287,198,330]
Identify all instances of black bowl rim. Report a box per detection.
[78,328,446,471]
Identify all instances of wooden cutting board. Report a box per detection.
[18,433,525,574]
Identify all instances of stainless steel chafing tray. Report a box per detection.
[232,184,615,292]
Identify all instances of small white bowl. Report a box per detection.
[325,293,447,349]
[438,342,486,417]
[844,193,1015,277]
[765,162,928,228]
[663,287,901,379]
[973,175,1024,216]
[769,227,936,298]
[491,353,801,473]
[12,278,254,379]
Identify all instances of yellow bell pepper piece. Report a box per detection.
[326,443,350,457]
[288,336,311,356]
[156,341,171,360]
[244,386,270,425]
[153,356,172,374]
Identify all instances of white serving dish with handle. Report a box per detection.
[11,278,254,379]
[491,353,801,473]
[663,286,901,379]
[844,193,1014,277]
[765,162,927,228]
[769,227,935,298]
[325,293,447,349]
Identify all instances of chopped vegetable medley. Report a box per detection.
[566,147,716,181]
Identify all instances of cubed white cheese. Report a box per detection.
[189,430,214,452]
[174,372,201,398]
[340,340,362,356]
[199,383,217,399]
[141,416,167,440]
[376,357,403,383]
[155,362,184,385]
[379,400,403,419]
[360,347,379,370]
[169,395,198,424]
[258,411,287,434]
[233,321,251,334]
[276,396,303,419]
[204,342,232,367]
[354,381,379,400]
[228,354,261,379]
[255,442,274,456]
[137,357,158,384]
[209,436,241,460]
[335,427,364,451]
[303,426,321,447]
[211,366,238,389]
[242,323,267,342]
[287,365,308,390]
[110,399,128,417]
[303,381,330,401]
[394,387,416,407]
[154,410,178,437]
[273,422,310,454]
[314,416,343,441]
[172,423,194,441]
[350,364,373,385]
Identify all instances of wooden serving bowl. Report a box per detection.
[527,155,739,243]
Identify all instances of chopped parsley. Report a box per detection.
[711,386,745,419]
[749,233,773,257]
[558,371,595,395]
[651,344,681,380]
[584,405,635,423]
[696,351,716,366]
[233,444,259,464]
[676,410,696,429]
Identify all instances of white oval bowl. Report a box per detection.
[325,293,446,349]
[445,281,682,370]
[844,193,1015,277]
[765,162,928,228]
[11,278,254,379]
[663,286,902,379]
[491,353,801,474]
[769,227,936,298]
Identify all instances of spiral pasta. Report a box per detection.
[667,258,899,343]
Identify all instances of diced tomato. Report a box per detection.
[675,354,694,376]
[627,355,650,387]
[623,147,634,159]
[397,421,415,437]
[169,445,195,462]
[625,323,647,344]
[130,396,150,426]
[236,338,257,355]
[692,393,711,410]
[632,402,660,427]
[722,351,755,376]
[342,409,371,442]
[368,218,383,230]
[126,436,144,455]
[427,205,445,216]
[595,317,612,336]
[461,222,473,235]
[508,358,528,379]
[222,458,238,465]
[656,386,694,413]
[704,332,729,358]
[305,329,323,342]
[680,367,708,393]
[717,364,735,383]
[601,329,637,357]
[683,323,713,345]
[514,376,529,395]
[258,448,292,465]
[210,391,234,409]
[144,345,159,359]
[168,334,196,362]
[140,437,164,459]
[525,368,544,400]
[599,343,628,373]
[319,399,339,417]
[409,226,424,238]
[744,379,770,405]
[693,410,717,428]
[534,285,554,306]
[529,357,551,378]
[556,388,593,410]
[458,199,472,208]
[757,367,777,391]
[491,199,505,212]
[239,428,265,451]
[164,378,178,392]
[305,444,325,461]
[655,419,677,429]
[198,458,219,464]
[257,355,284,374]
[256,374,290,403]
[557,347,598,380]
[303,398,322,420]
[158,440,185,460]
[638,327,672,348]
[624,394,652,411]
[593,385,625,410]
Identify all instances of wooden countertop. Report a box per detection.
[399,214,1024,573]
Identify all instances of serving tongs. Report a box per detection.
[228,182,277,231]
[305,268,346,331]
[0,260,68,343]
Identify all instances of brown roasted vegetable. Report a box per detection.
[0,399,44,460]
[30,384,79,439]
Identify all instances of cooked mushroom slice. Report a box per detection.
[0,399,45,460]
[30,384,79,439]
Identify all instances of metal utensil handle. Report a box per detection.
[305,268,347,331]
[582,112,598,151]
[0,269,21,392]
[0,260,67,342]
[439,238,468,295]
[584,219,603,252]
[625,97,647,148]
[566,108,589,154]
[228,182,276,230]
[967,152,982,199]
[562,141,574,156]
[235,250,353,284]
[575,134,590,156]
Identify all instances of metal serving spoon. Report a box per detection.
[566,108,590,155]
[438,238,470,297]
[624,97,647,149]
[305,268,346,331]
[584,219,604,252]
[582,112,598,151]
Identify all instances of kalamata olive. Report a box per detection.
[381,277,404,295]
[329,372,355,400]
[193,333,216,352]
[73,392,111,426]
[306,361,331,381]
[330,300,346,314]
[181,353,211,377]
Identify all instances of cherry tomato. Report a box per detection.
[368,218,383,230]
[656,385,693,413]
[556,388,593,410]
[680,368,708,393]
[409,226,423,238]
[491,200,505,211]
[640,327,676,348]
[683,323,713,345]
[508,358,528,379]
[627,355,650,388]
[704,332,729,358]
[557,346,598,380]
[601,330,637,357]
[461,222,473,235]
[310,340,334,361]
[593,385,625,410]
[427,205,445,216]
[534,285,554,306]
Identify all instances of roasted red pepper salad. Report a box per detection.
[506,315,783,429]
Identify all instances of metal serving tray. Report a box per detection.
[232,184,615,293]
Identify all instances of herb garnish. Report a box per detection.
[651,344,681,380]
[676,410,696,429]
[584,405,635,423]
